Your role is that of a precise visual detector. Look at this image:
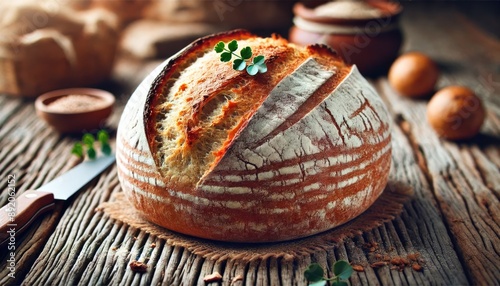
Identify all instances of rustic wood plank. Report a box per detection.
[0,100,88,286]
[469,146,500,197]
[0,96,24,130]
[279,259,298,286]
[155,240,173,284]
[197,257,217,286]
[19,167,119,284]
[82,221,126,285]
[376,4,500,284]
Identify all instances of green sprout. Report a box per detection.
[71,142,83,158]
[214,40,267,76]
[82,133,96,159]
[304,260,353,286]
[98,130,112,156]
[72,129,111,159]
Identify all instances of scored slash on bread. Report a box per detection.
[145,30,349,187]
[117,30,391,242]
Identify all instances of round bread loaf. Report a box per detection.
[116,30,392,242]
[0,3,118,97]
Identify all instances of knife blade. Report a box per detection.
[0,154,115,245]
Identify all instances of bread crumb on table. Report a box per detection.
[231,274,243,284]
[370,261,387,268]
[203,271,223,283]
[412,263,423,272]
[352,264,365,272]
[367,251,424,272]
[129,260,148,273]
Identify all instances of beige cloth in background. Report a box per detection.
[0,1,119,96]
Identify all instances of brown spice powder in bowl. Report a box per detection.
[47,94,109,113]
[35,88,115,133]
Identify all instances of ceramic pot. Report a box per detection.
[289,1,403,76]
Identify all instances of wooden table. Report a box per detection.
[1,3,499,285]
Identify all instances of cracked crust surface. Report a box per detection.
[146,30,349,189]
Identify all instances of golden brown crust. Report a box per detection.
[145,29,254,146]
[145,30,351,188]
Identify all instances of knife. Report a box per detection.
[0,154,115,246]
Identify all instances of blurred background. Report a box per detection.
[0,0,498,98]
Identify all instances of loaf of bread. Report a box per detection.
[0,2,118,97]
[117,30,392,242]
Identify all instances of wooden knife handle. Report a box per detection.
[0,190,55,246]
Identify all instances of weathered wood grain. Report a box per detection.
[377,4,500,284]
[0,3,498,286]
[379,82,500,284]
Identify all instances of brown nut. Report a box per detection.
[388,52,439,98]
[427,86,485,140]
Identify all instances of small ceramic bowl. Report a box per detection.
[35,88,115,133]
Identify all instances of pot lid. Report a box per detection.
[315,0,384,19]
[294,0,402,22]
